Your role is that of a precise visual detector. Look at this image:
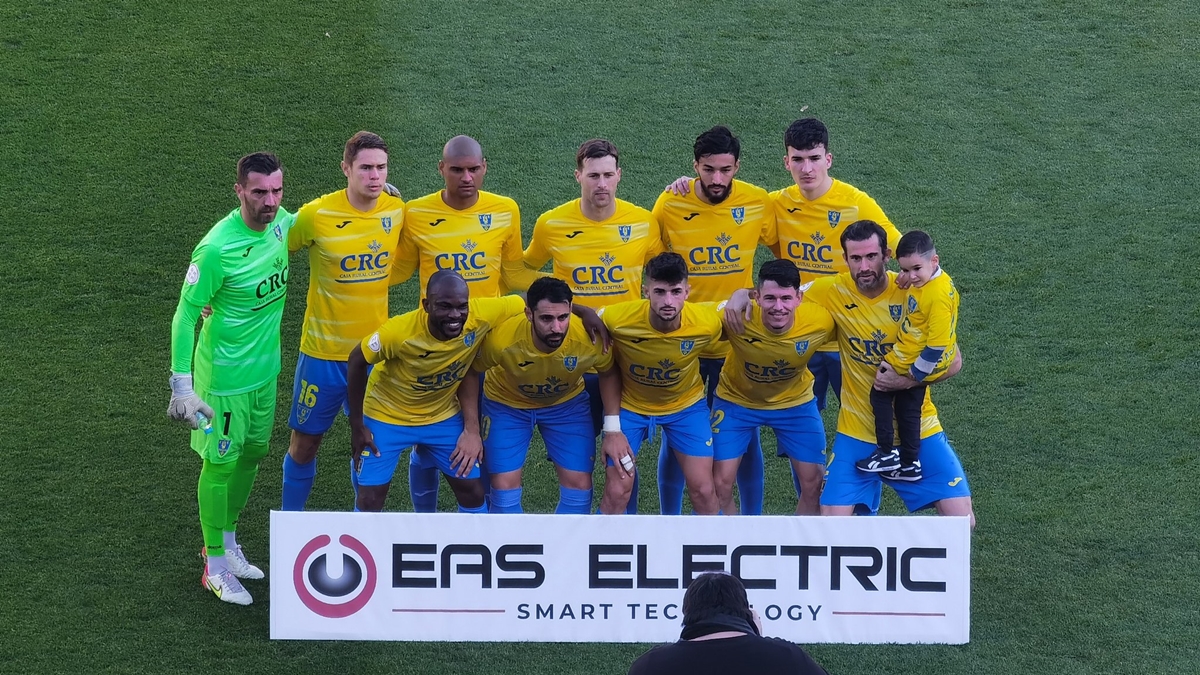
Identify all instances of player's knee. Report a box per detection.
[490,470,523,491]
[559,470,591,491]
[240,441,270,463]
[288,432,323,463]
[450,480,486,509]
[356,486,387,512]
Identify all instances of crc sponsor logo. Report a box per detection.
[687,232,741,273]
[254,265,289,306]
[787,230,833,265]
[413,361,468,392]
[518,376,572,399]
[294,534,377,618]
[743,359,798,384]
[628,359,681,387]
[571,253,625,296]
[435,239,488,275]
[338,240,390,282]
[847,329,894,367]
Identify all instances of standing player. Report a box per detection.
[390,135,543,511]
[524,138,665,511]
[280,131,404,511]
[167,152,292,605]
[653,125,777,515]
[598,253,723,515]
[710,260,834,515]
[347,272,526,513]
[470,277,633,514]
[728,221,974,523]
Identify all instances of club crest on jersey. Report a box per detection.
[273,223,284,241]
[479,214,492,231]
[185,263,200,285]
[618,225,632,243]
[297,407,312,425]
[730,207,745,225]
[889,305,903,322]
[680,340,695,356]
[463,330,477,347]
[908,296,918,313]
[381,216,393,234]
[217,439,231,457]
[795,340,810,354]
[563,356,578,372]
[827,210,841,228]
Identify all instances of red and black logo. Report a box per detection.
[293,534,377,618]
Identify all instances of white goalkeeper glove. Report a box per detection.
[168,373,215,430]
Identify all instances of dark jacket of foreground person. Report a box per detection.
[627,572,829,675]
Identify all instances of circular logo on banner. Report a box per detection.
[293,534,377,618]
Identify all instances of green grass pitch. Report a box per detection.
[1,0,1197,672]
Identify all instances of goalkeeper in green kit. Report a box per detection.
[167,152,293,606]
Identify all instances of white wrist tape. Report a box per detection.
[603,415,622,433]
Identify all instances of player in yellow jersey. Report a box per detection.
[858,230,960,482]
[654,125,778,515]
[389,135,544,511]
[597,253,723,515]
[391,135,542,298]
[710,260,835,516]
[346,272,526,512]
[525,139,666,512]
[470,278,633,514]
[281,131,405,512]
[771,118,903,415]
[735,221,974,524]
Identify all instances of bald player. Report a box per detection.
[391,135,544,511]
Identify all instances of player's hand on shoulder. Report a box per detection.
[451,429,483,478]
[383,183,402,199]
[895,271,913,289]
[167,373,215,429]
[722,288,755,334]
[664,176,691,196]
[575,305,612,353]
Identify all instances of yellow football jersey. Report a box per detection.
[524,199,665,309]
[771,180,901,353]
[653,179,777,302]
[599,300,722,416]
[886,268,959,382]
[716,303,835,410]
[289,190,404,361]
[803,272,943,444]
[472,314,614,409]
[393,190,524,299]
[360,295,525,425]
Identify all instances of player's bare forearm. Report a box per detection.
[457,372,481,434]
[346,346,370,423]
[573,304,611,353]
[597,366,623,416]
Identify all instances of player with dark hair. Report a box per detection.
[652,125,778,515]
[710,259,834,515]
[280,131,405,512]
[627,572,829,674]
[168,152,293,605]
[469,277,632,514]
[859,230,960,482]
[597,253,722,515]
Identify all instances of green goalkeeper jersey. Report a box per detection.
[171,207,295,396]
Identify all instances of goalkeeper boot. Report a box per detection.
[202,565,253,605]
[856,448,901,473]
[200,546,265,580]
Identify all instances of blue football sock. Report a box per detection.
[657,439,686,515]
[736,431,765,515]
[281,454,317,511]
[490,487,523,514]
[556,486,593,514]
[409,450,440,513]
[458,501,488,514]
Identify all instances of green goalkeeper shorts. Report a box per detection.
[190,379,278,464]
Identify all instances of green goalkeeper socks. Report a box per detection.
[224,454,261,532]
[198,459,235,557]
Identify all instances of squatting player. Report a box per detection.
[710,260,834,515]
[391,135,543,511]
[598,253,722,515]
[654,125,777,515]
[167,152,292,605]
[347,272,525,513]
[731,220,974,523]
[468,277,633,514]
[281,131,404,511]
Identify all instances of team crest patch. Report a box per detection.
[273,223,284,241]
[563,356,578,372]
[217,439,231,457]
[185,263,200,285]
[795,340,810,355]
[618,225,631,243]
[680,340,695,356]
[297,407,312,425]
[730,207,745,225]
[381,216,393,234]
[908,296,918,313]
[464,330,477,347]
[827,210,841,228]
[889,305,903,322]
[479,214,492,231]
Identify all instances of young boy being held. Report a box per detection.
[857,230,960,482]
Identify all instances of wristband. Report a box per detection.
[602,415,621,433]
